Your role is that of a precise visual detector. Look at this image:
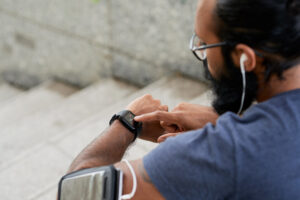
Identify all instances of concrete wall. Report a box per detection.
[0,0,205,88]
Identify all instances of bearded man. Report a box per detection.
[66,0,300,199]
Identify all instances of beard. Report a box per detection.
[203,49,259,115]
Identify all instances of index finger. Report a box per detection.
[134,111,178,123]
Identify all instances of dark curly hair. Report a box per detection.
[215,0,300,80]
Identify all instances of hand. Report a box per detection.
[161,103,219,131]
[135,103,219,142]
[157,132,182,143]
[126,94,168,142]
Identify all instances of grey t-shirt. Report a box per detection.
[143,89,300,200]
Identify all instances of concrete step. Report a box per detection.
[0,143,71,200]
[29,186,57,200]
[0,81,76,128]
[0,83,24,105]
[0,79,138,171]
[190,90,214,106]
[0,76,208,200]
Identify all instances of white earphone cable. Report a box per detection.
[238,55,247,115]
[121,159,137,199]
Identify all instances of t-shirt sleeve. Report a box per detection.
[143,115,237,200]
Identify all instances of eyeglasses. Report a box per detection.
[189,33,227,61]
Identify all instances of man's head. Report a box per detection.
[194,0,300,114]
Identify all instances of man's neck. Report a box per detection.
[257,64,300,102]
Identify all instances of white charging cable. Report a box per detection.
[121,159,137,199]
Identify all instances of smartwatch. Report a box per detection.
[109,110,142,141]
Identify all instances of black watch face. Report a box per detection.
[124,112,135,126]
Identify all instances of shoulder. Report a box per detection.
[231,89,300,137]
[143,120,239,199]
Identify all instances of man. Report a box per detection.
[67,0,300,199]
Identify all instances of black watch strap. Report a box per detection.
[109,110,142,142]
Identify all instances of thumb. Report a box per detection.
[157,132,181,143]
[160,121,179,133]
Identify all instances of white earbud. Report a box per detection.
[240,54,248,63]
[237,54,248,115]
[240,54,248,72]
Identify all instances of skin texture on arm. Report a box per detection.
[67,121,165,199]
[65,95,166,199]
[68,120,134,173]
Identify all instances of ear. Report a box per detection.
[231,44,257,72]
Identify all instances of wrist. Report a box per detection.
[110,110,142,142]
[125,107,138,116]
[110,120,135,144]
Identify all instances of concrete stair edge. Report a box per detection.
[0,83,24,105]
[0,78,138,170]
[0,81,76,127]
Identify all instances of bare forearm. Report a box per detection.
[68,121,134,173]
